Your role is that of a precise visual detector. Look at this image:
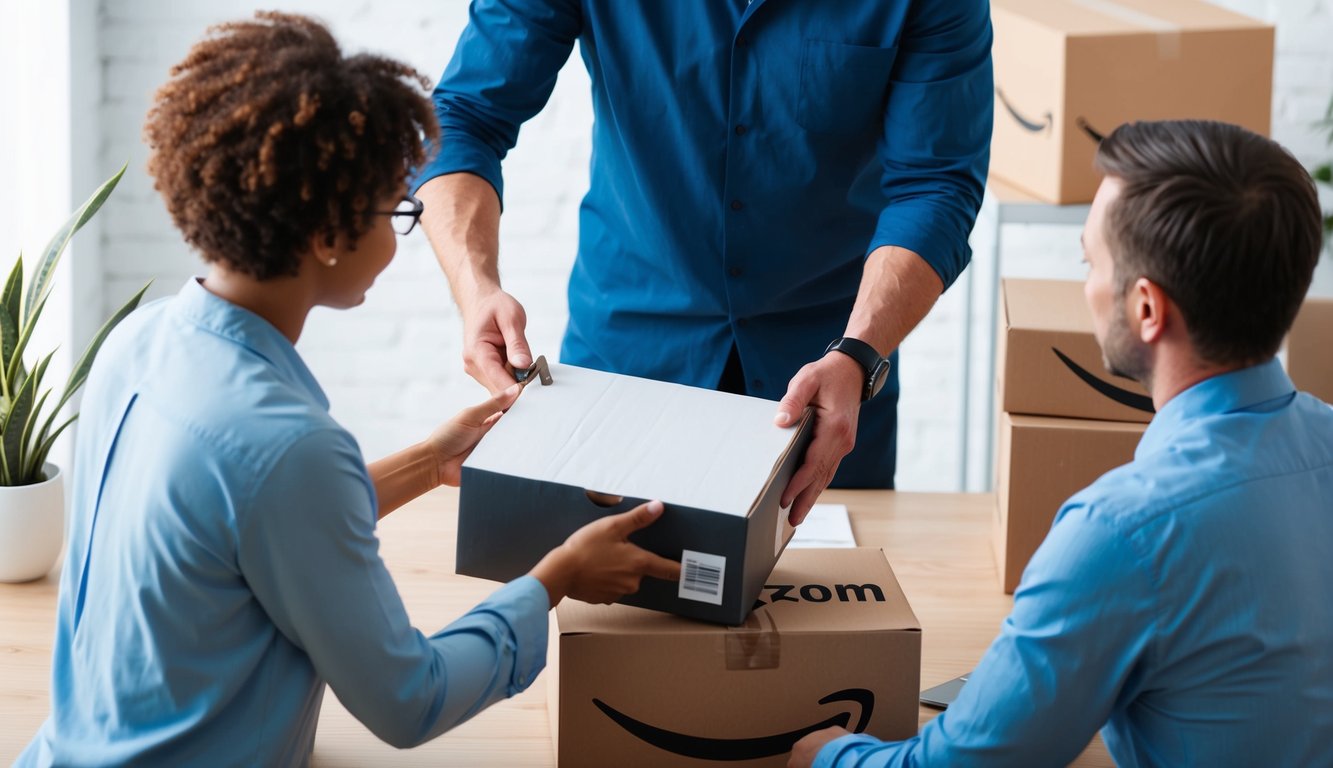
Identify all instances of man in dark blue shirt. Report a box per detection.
[414,0,993,521]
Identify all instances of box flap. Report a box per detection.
[994,0,1268,36]
[464,364,803,516]
[1007,412,1149,435]
[556,548,918,635]
[1004,277,1096,334]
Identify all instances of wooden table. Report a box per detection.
[0,489,1110,766]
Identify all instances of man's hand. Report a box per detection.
[531,500,682,606]
[426,384,522,487]
[788,726,851,768]
[774,352,864,525]
[462,289,534,395]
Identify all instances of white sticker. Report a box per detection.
[679,550,726,605]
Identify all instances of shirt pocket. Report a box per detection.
[797,40,898,136]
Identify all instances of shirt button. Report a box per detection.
[735,124,748,136]
[751,379,764,390]
[728,267,745,278]
[730,200,744,211]
[736,34,748,47]
[737,317,749,327]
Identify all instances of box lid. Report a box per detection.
[1004,277,1096,334]
[556,548,920,636]
[993,0,1268,36]
[464,363,805,517]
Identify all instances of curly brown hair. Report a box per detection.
[144,11,440,280]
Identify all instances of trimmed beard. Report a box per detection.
[1102,301,1151,386]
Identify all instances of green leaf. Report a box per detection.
[0,254,23,402]
[0,351,52,485]
[53,282,149,417]
[5,292,47,391]
[24,163,126,326]
[26,412,77,481]
[1314,164,1333,184]
[17,388,51,481]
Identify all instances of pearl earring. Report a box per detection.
[325,257,338,267]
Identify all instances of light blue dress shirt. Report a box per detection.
[818,358,1333,766]
[414,0,993,486]
[18,279,550,767]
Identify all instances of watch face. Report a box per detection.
[867,360,889,399]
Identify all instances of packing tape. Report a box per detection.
[725,607,780,670]
[1071,0,1182,58]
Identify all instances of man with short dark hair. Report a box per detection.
[790,120,1333,767]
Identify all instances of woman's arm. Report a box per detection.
[368,384,520,518]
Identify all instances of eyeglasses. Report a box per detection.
[377,194,424,236]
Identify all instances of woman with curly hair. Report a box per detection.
[18,13,678,766]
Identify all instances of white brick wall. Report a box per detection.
[95,0,1333,487]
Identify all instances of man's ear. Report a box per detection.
[1132,277,1170,344]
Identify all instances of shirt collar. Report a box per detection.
[1136,357,1295,459]
[170,278,329,411]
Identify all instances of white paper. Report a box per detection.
[465,363,802,516]
[787,504,856,549]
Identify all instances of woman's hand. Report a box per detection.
[530,500,682,606]
[426,384,522,487]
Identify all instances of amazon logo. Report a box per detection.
[753,582,886,611]
[996,87,1051,133]
[995,87,1109,145]
[1052,348,1154,414]
[1075,116,1106,143]
[593,688,874,761]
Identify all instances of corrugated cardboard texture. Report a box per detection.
[991,0,1273,203]
[994,412,1145,593]
[1000,278,1154,423]
[550,549,920,767]
[1289,298,1333,403]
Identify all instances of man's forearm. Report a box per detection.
[843,245,945,356]
[418,172,504,312]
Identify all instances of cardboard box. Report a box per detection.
[991,0,1273,204]
[547,548,921,767]
[458,363,814,625]
[994,411,1145,593]
[999,278,1154,423]
[1289,297,1333,403]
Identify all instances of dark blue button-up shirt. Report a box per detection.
[416,0,992,484]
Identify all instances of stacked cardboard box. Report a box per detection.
[547,548,921,768]
[990,0,1273,204]
[993,279,1149,593]
[1289,297,1333,403]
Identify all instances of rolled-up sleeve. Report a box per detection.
[411,0,583,204]
[814,504,1155,767]
[237,429,549,749]
[868,0,993,290]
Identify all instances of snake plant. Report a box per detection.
[1,165,149,486]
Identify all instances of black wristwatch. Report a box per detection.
[824,337,890,402]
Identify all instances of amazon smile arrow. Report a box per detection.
[593,688,874,762]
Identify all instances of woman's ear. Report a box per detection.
[307,231,340,268]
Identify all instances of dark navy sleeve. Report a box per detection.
[869,0,993,290]
[411,0,583,204]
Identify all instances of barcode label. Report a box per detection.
[678,550,726,605]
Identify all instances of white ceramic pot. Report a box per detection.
[0,463,64,583]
